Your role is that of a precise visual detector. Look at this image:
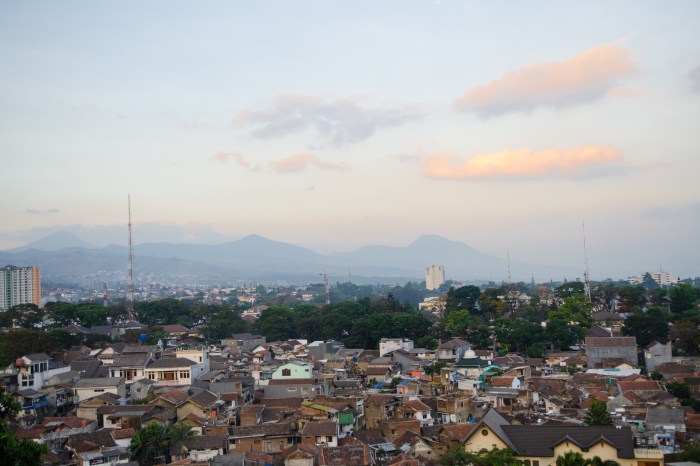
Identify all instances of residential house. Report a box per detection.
[585,337,638,369]
[644,341,673,374]
[177,390,221,421]
[436,339,471,362]
[73,378,126,403]
[461,408,664,466]
[222,333,266,354]
[15,353,70,391]
[144,357,206,387]
[397,399,433,426]
[170,434,228,462]
[228,423,297,454]
[301,420,339,447]
[265,378,325,399]
[272,361,314,380]
[379,338,414,357]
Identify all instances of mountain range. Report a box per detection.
[0,231,584,286]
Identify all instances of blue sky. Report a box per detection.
[1,1,699,279]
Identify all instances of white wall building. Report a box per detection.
[425,265,445,291]
[0,265,41,310]
[379,338,414,357]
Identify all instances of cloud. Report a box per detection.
[689,64,700,93]
[420,146,622,180]
[455,44,638,117]
[209,151,250,168]
[25,208,59,215]
[270,152,350,174]
[235,95,423,147]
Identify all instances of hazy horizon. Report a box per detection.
[2,2,699,279]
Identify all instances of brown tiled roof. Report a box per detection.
[110,428,135,440]
[156,389,188,406]
[230,423,295,438]
[169,434,227,454]
[585,337,636,348]
[301,420,338,436]
[319,443,371,465]
[399,399,431,412]
[260,398,304,408]
[65,429,118,452]
[187,390,218,408]
[267,378,315,385]
[617,380,661,392]
[438,338,470,350]
[364,394,395,405]
[352,429,386,445]
[439,423,478,442]
[147,357,196,369]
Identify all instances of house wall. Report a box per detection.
[73,384,125,403]
[272,362,313,379]
[464,426,508,452]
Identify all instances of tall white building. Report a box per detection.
[0,265,41,310]
[425,265,445,291]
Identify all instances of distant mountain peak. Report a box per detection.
[9,231,96,252]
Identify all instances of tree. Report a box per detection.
[621,307,669,346]
[665,381,691,400]
[549,294,594,329]
[130,422,168,466]
[545,319,585,351]
[669,283,699,314]
[555,281,585,299]
[617,286,646,313]
[0,329,65,367]
[583,399,613,426]
[445,285,481,315]
[556,451,588,466]
[587,457,620,466]
[438,446,521,466]
[0,392,48,465]
[167,419,196,456]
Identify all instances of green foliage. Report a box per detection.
[134,299,193,327]
[0,392,48,465]
[674,318,700,355]
[549,294,594,329]
[200,307,248,340]
[616,286,646,313]
[556,451,588,466]
[545,319,585,351]
[621,307,670,346]
[0,304,45,329]
[665,380,691,399]
[0,329,64,367]
[130,422,168,466]
[438,446,522,466]
[167,419,196,455]
[526,342,546,358]
[669,283,699,314]
[583,399,613,426]
[44,302,110,328]
[555,281,586,299]
[445,285,481,315]
[424,361,447,375]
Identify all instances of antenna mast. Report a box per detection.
[507,249,512,284]
[323,271,330,305]
[582,221,591,302]
[126,195,135,319]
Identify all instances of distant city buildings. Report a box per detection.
[627,270,680,287]
[0,265,41,310]
[425,265,445,291]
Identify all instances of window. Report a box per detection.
[282,369,291,377]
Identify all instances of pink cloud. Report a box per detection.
[455,44,638,116]
[420,146,622,180]
[270,152,350,174]
[209,151,250,168]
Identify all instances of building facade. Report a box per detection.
[0,265,41,310]
[425,265,445,291]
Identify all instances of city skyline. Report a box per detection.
[1,2,699,278]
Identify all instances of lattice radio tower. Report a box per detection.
[126,195,135,319]
[582,221,592,302]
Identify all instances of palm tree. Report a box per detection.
[556,451,588,466]
[587,457,620,466]
[167,419,197,457]
[130,422,168,466]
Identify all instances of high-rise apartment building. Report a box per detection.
[425,265,445,291]
[0,265,41,310]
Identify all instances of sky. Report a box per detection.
[1,1,699,279]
